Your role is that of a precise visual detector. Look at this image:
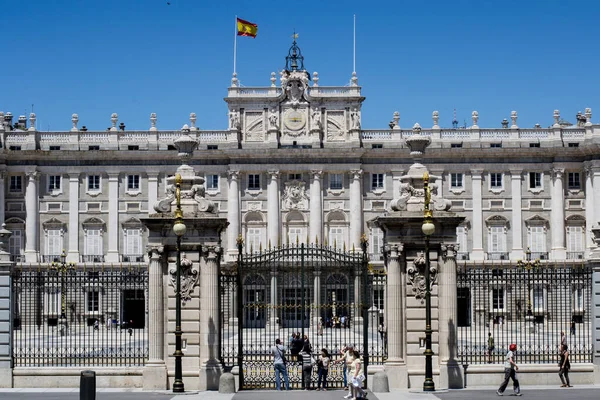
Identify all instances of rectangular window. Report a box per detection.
[532,286,545,313]
[48,175,61,191]
[490,173,502,188]
[370,228,383,259]
[85,229,102,256]
[451,143,463,148]
[87,290,99,312]
[248,174,260,190]
[529,143,540,148]
[373,288,385,310]
[88,175,100,191]
[246,228,262,253]
[47,229,62,256]
[568,143,579,148]
[49,146,61,151]
[371,173,384,190]
[125,229,142,256]
[45,289,61,316]
[206,175,219,190]
[329,174,343,190]
[490,143,502,148]
[457,226,468,254]
[529,172,542,189]
[492,288,504,310]
[567,226,584,252]
[371,144,383,149]
[127,175,140,191]
[288,227,303,245]
[528,226,546,253]
[568,172,581,189]
[288,173,302,181]
[88,145,100,151]
[573,287,584,312]
[489,226,506,252]
[9,176,22,192]
[450,173,463,188]
[329,227,344,248]
[8,229,23,258]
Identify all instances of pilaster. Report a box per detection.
[470,170,485,260]
[106,173,119,262]
[349,169,363,251]
[24,170,39,262]
[67,174,80,263]
[551,168,566,259]
[226,170,240,259]
[267,170,280,248]
[510,170,523,260]
[143,246,167,389]
[585,166,595,253]
[309,170,323,243]
[147,172,160,213]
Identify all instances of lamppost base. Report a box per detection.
[172,381,185,393]
[423,381,435,392]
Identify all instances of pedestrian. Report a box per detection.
[316,348,330,391]
[570,320,576,336]
[558,344,572,388]
[299,345,315,390]
[302,334,313,354]
[488,332,495,363]
[560,331,567,348]
[337,345,355,398]
[497,343,521,396]
[290,332,302,360]
[351,350,366,400]
[272,338,290,391]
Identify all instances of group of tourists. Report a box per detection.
[495,331,572,396]
[271,338,366,398]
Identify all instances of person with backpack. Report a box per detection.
[559,344,572,387]
[272,338,290,391]
[316,348,330,391]
[497,343,521,396]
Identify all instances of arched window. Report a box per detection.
[325,211,347,249]
[243,211,266,253]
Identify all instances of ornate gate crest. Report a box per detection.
[407,251,438,302]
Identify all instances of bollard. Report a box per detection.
[80,370,96,400]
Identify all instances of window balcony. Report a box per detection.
[121,254,145,262]
[487,252,509,260]
[10,254,24,262]
[42,254,63,263]
[457,252,470,260]
[369,253,384,262]
[81,255,105,263]
[566,251,585,260]
[528,252,548,260]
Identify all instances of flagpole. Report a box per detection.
[233,15,238,75]
[353,14,356,73]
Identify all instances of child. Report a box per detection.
[497,343,521,396]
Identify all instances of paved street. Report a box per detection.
[0,387,598,400]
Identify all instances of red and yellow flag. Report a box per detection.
[237,18,258,38]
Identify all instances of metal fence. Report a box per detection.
[457,262,592,365]
[12,263,149,367]
[219,242,387,390]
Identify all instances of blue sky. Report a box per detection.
[2,0,599,131]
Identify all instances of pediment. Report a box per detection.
[525,215,548,226]
[42,217,66,230]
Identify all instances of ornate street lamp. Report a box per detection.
[422,172,435,392]
[51,250,75,336]
[517,248,541,318]
[172,173,186,393]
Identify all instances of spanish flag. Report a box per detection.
[237,18,258,38]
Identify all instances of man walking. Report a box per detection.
[497,343,521,396]
[272,338,290,391]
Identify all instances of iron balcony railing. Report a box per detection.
[487,252,509,260]
[457,252,470,260]
[81,255,105,263]
[529,252,549,260]
[567,251,585,260]
[121,254,145,262]
[42,254,63,263]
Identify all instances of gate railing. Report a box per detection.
[457,261,592,365]
[12,263,149,367]
[219,240,387,390]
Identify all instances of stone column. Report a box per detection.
[510,170,523,260]
[0,227,13,387]
[267,170,280,248]
[310,170,323,244]
[349,169,363,251]
[551,168,566,259]
[199,246,223,390]
[471,170,484,260]
[312,269,321,328]
[585,167,594,252]
[383,244,407,388]
[106,173,119,262]
[24,171,39,262]
[143,246,167,389]
[67,174,80,263]
[438,244,463,389]
[227,170,240,259]
[147,172,159,212]
[269,270,278,327]
[0,172,5,224]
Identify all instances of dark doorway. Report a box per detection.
[122,289,145,329]
[457,287,471,327]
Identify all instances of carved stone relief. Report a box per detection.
[407,252,438,302]
[168,253,199,304]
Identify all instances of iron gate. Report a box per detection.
[220,239,387,390]
[457,261,592,365]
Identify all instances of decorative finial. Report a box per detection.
[313,71,319,87]
[350,71,358,87]
[471,111,479,129]
[189,112,197,131]
[110,113,118,131]
[270,72,276,87]
[510,111,518,129]
[231,72,239,87]
[432,111,439,129]
[149,113,157,131]
[28,113,36,131]
[553,110,560,127]
[393,111,400,130]
[71,114,79,132]
[585,108,592,126]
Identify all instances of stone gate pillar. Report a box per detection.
[589,226,600,383]
[0,225,14,388]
